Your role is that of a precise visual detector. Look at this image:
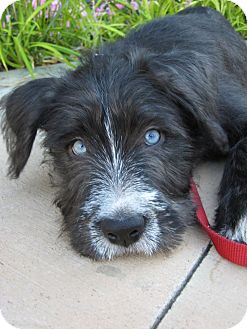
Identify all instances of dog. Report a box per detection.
[1,6,247,260]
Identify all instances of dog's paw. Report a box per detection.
[215,190,247,245]
[218,216,247,244]
[215,138,247,245]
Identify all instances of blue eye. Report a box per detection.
[144,129,160,146]
[72,140,86,155]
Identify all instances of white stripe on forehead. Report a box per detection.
[103,107,123,178]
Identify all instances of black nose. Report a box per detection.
[100,215,146,247]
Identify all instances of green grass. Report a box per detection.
[0,0,246,75]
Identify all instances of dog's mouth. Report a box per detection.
[73,201,192,260]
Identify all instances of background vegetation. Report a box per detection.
[0,0,246,75]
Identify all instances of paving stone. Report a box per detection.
[158,248,247,329]
[0,66,209,329]
[0,64,69,98]
[159,162,247,329]
[0,132,209,329]
[0,66,244,329]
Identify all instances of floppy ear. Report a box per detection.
[1,77,58,178]
[135,50,229,154]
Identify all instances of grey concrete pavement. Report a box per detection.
[0,66,246,329]
[159,248,247,329]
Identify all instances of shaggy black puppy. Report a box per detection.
[1,7,247,260]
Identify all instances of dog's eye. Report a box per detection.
[144,129,160,145]
[71,140,86,155]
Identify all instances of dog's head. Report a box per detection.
[1,49,228,259]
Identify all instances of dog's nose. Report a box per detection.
[100,215,145,247]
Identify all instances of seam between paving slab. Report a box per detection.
[149,242,212,329]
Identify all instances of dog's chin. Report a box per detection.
[76,232,185,261]
[68,214,189,260]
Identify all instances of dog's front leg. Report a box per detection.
[215,137,247,244]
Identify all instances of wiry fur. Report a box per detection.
[1,7,247,260]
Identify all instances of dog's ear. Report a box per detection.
[133,50,229,154]
[1,77,58,178]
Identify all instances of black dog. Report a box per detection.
[1,7,247,260]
